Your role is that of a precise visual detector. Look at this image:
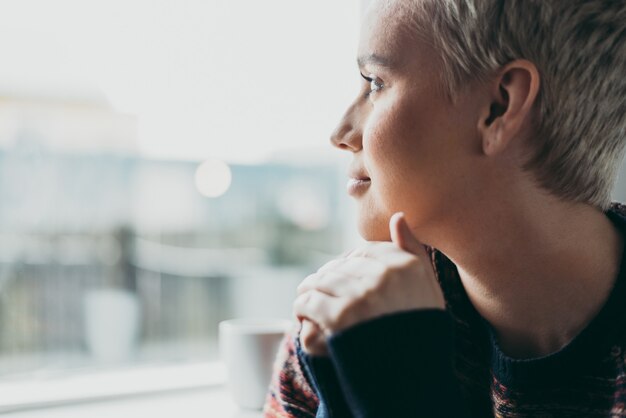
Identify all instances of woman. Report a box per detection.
[264,0,626,416]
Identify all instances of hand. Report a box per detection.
[299,319,329,357]
[294,212,445,355]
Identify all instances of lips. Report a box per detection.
[346,177,371,195]
[347,178,371,186]
[346,164,371,195]
[347,166,370,182]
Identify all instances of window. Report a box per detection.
[0,0,362,403]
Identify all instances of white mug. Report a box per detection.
[219,318,292,410]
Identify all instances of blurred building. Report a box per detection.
[0,95,347,375]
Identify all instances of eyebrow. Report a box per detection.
[357,53,395,69]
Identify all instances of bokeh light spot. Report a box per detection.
[195,158,232,198]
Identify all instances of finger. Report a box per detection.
[297,270,365,298]
[300,319,329,356]
[317,258,360,275]
[293,290,345,333]
[389,212,428,258]
[301,318,320,336]
[297,273,321,296]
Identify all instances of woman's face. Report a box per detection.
[333,1,486,241]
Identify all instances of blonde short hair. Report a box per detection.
[407,0,626,210]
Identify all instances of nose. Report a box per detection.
[330,101,362,152]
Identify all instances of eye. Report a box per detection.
[360,72,384,97]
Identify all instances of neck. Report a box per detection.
[425,195,623,359]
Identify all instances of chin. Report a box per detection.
[356,211,391,242]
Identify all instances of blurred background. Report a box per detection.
[1,0,626,384]
[0,0,363,378]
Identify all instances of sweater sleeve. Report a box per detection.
[327,309,472,418]
[298,348,354,418]
[263,324,320,418]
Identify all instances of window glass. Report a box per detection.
[0,0,361,377]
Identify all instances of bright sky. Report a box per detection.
[0,0,361,164]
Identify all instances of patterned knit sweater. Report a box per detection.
[263,202,626,417]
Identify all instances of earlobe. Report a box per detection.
[482,119,505,156]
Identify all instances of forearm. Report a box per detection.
[300,309,472,418]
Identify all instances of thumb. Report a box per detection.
[389,212,427,257]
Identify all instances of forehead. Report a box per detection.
[358,0,424,70]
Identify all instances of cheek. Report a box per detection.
[364,104,424,190]
[362,100,464,225]
[365,102,416,157]
[360,109,427,234]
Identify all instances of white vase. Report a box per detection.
[84,288,141,363]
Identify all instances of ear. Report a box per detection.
[478,60,541,157]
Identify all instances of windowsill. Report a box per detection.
[0,361,227,414]
[1,384,263,418]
